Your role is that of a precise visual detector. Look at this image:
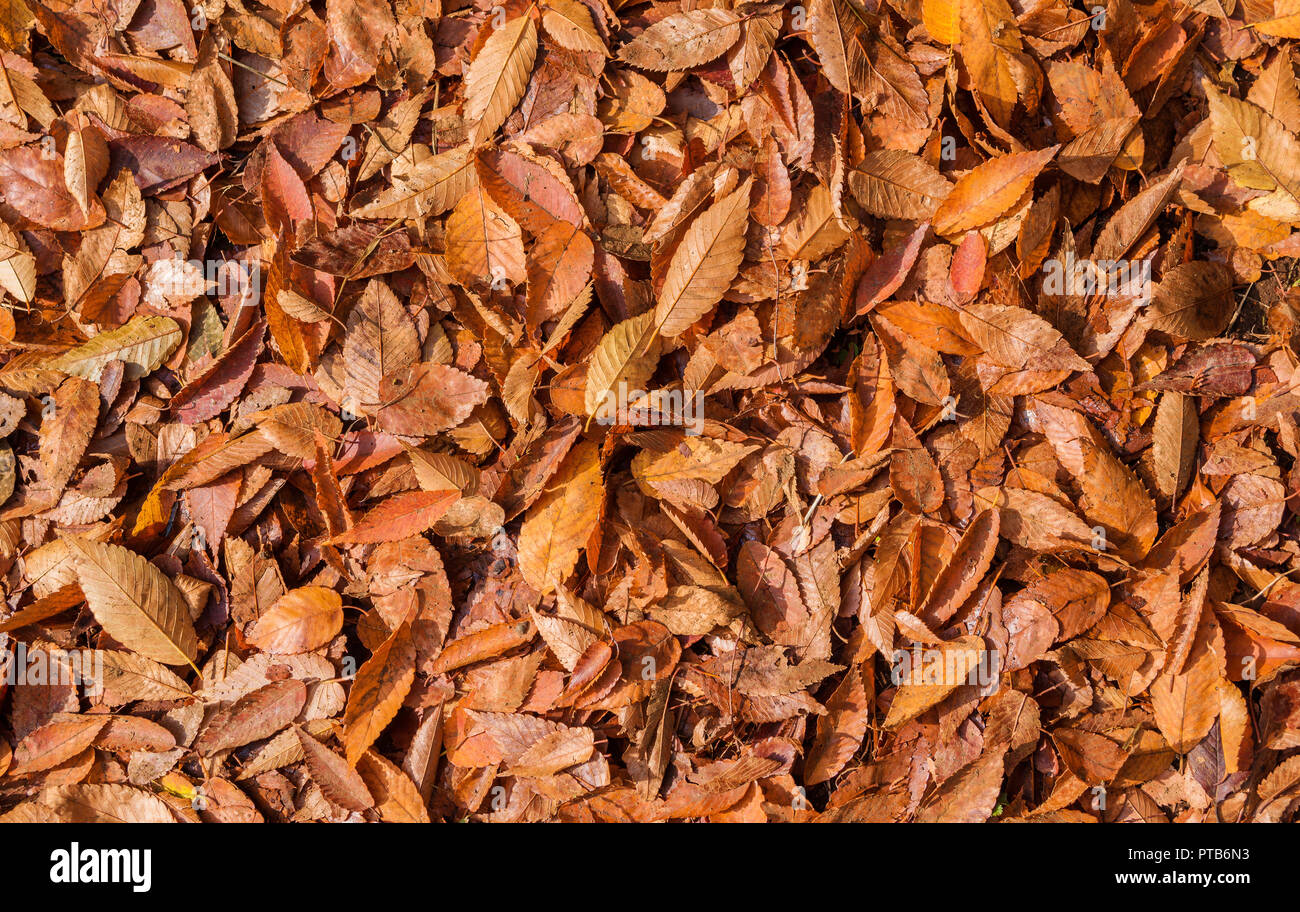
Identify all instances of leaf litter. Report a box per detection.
[0,0,1299,823]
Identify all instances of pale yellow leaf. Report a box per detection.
[62,536,198,667]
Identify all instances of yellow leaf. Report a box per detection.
[44,314,182,382]
[1254,0,1300,38]
[1150,649,1222,753]
[924,0,961,44]
[246,586,344,655]
[655,180,751,338]
[445,184,525,289]
[584,310,661,418]
[343,623,415,765]
[518,437,604,594]
[464,13,538,143]
[0,216,35,303]
[959,0,1021,128]
[542,0,607,55]
[350,145,477,220]
[62,536,198,668]
[933,146,1058,236]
